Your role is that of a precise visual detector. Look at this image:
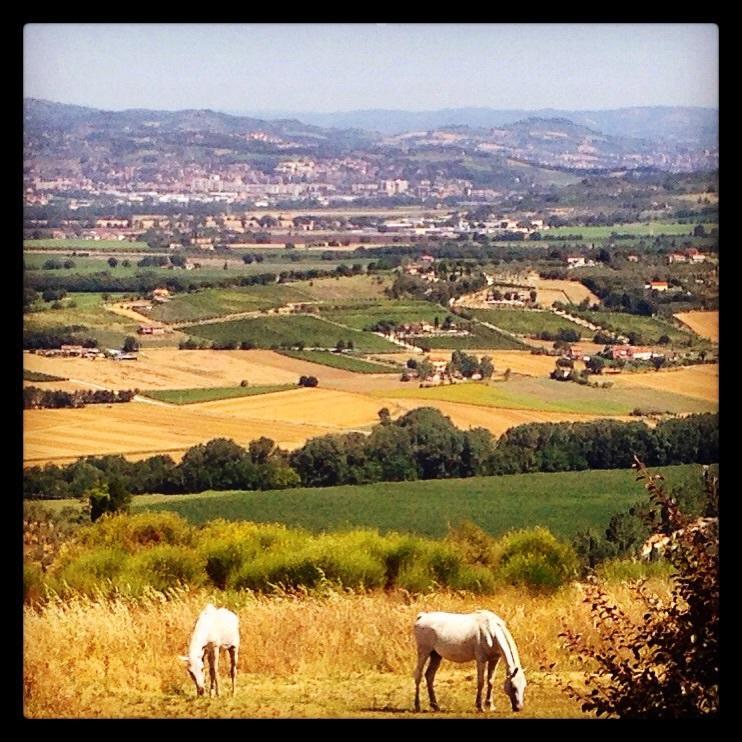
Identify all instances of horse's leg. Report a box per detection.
[413,649,429,712]
[212,646,220,697]
[228,646,237,696]
[424,651,442,712]
[485,656,500,711]
[475,659,486,712]
[205,647,216,697]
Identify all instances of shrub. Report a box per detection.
[556,460,719,718]
[125,545,204,592]
[75,511,194,551]
[495,527,578,592]
[53,547,129,595]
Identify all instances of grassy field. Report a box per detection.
[543,222,717,239]
[471,309,585,337]
[182,315,399,352]
[24,254,370,281]
[140,384,296,405]
[276,350,402,373]
[26,581,677,718]
[24,239,150,250]
[570,310,694,345]
[320,300,451,330]
[291,274,391,301]
[382,377,717,416]
[117,464,704,538]
[412,325,528,350]
[24,292,174,349]
[146,285,312,323]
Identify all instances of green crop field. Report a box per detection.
[125,464,705,538]
[381,376,716,416]
[471,309,585,337]
[320,300,450,330]
[140,384,296,405]
[276,350,402,373]
[543,222,717,239]
[23,369,67,382]
[146,285,312,323]
[23,292,165,349]
[181,314,399,352]
[571,310,694,344]
[24,239,150,250]
[411,324,528,350]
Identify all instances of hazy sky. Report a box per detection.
[24,23,718,112]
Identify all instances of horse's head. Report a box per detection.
[503,666,526,712]
[179,654,206,696]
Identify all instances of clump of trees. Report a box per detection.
[557,460,718,718]
[298,375,319,387]
[24,387,136,409]
[23,327,99,350]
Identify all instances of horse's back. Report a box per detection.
[414,611,484,662]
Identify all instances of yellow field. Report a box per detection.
[607,364,719,404]
[674,311,719,343]
[534,279,600,306]
[24,583,668,718]
[22,347,716,467]
[197,387,398,429]
[23,399,336,466]
[23,349,361,391]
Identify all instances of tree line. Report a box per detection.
[24,410,718,499]
[24,264,365,296]
[24,387,136,409]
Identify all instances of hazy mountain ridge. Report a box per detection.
[235,106,718,148]
[23,99,718,181]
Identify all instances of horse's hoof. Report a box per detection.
[431,705,440,712]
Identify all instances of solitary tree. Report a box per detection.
[122,336,139,353]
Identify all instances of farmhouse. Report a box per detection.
[566,255,587,268]
[626,254,640,262]
[137,325,167,335]
[151,288,171,303]
[604,345,634,361]
[647,281,669,292]
[668,252,687,264]
[59,344,84,357]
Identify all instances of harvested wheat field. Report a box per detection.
[23,399,337,466]
[534,279,600,307]
[196,387,395,429]
[23,349,361,391]
[674,311,719,343]
[23,584,662,719]
[607,364,719,404]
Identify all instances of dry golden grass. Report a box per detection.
[24,583,668,718]
[24,349,328,391]
[606,364,718,404]
[196,387,394,429]
[534,279,600,306]
[673,311,719,343]
[23,401,336,466]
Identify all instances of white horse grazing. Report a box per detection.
[179,603,240,697]
[413,610,526,713]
